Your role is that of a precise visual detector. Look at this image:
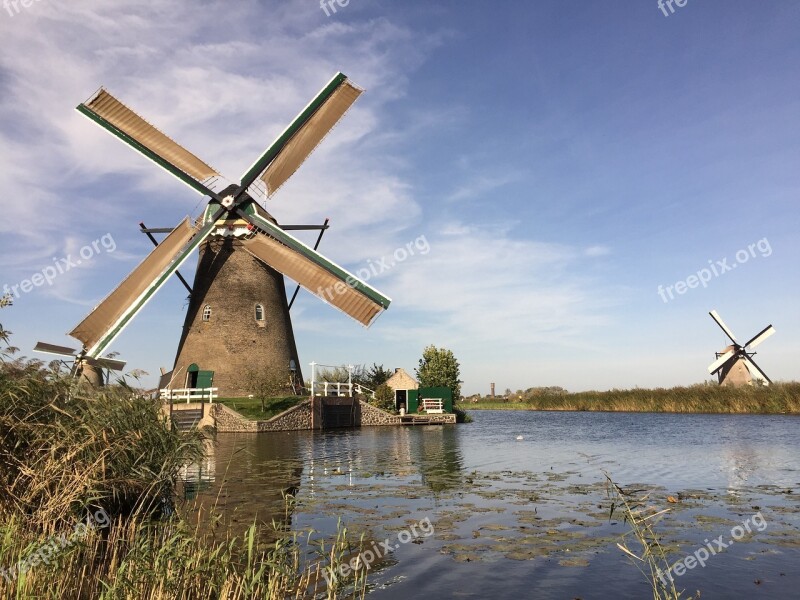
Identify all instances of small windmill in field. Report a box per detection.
[707,310,775,386]
[33,341,126,386]
[35,73,390,395]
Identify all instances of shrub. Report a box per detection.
[370,383,396,413]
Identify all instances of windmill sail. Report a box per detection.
[708,349,735,374]
[709,310,738,343]
[241,211,390,327]
[745,325,775,349]
[743,356,772,384]
[239,73,363,196]
[70,216,218,357]
[77,89,224,196]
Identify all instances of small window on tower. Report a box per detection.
[202,305,212,321]
[255,304,264,322]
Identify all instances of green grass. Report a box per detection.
[217,396,307,421]
[464,382,800,414]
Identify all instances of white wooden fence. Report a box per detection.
[160,388,218,403]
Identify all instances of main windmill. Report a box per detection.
[707,310,775,386]
[47,73,390,396]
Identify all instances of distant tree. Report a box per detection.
[366,363,392,389]
[248,368,291,412]
[352,363,392,391]
[416,345,462,401]
[317,366,350,383]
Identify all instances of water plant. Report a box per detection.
[605,475,698,600]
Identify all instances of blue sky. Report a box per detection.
[1,0,798,394]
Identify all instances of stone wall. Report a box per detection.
[212,403,258,432]
[358,400,401,426]
[211,399,452,432]
[415,413,456,424]
[212,400,312,432]
[256,400,312,432]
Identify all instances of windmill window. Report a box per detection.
[255,304,264,322]
[202,305,212,321]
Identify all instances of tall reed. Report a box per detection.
[0,327,365,599]
[606,475,698,600]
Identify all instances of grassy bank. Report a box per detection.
[217,395,307,420]
[0,340,364,598]
[464,382,800,414]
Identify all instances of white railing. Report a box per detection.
[353,383,376,399]
[314,381,353,397]
[160,387,218,403]
[308,362,376,399]
[421,399,444,414]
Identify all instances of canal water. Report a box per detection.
[183,410,800,599]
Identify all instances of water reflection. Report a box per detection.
[413,426,464,492]
[180,433,304,537]
[178,438,215,500]
[176,414,799,599]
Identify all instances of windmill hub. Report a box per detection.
[221,195,235,208]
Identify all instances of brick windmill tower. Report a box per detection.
[51,73,390,396]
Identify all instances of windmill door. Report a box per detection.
[196,370,214,389]
[186,364,214,389]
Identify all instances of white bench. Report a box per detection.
[421,398,444,414]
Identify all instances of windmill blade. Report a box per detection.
[78,88,225,198]
[708,349,735,375]
[34,342,78,357]
[70,210,224,358]
[289,217,329,310]
[709,310,738,344]
[140,222,193,294]
[239,212,390,327]
[745,325,775,350]
[743,355,772,385]
[86,357,127,372]
[238,73,362,197]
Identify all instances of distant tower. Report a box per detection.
[490,382,495,397]
[172,203,302,397]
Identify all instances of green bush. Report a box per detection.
[370,383,396,413]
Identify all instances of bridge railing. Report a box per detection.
[312,381,353,397]
[160,388,218,404]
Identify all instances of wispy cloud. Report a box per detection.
[445,172,520,202]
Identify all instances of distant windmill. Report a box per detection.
[37,72,390,396]
[707,310,775,386]
[32,341,126,386]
